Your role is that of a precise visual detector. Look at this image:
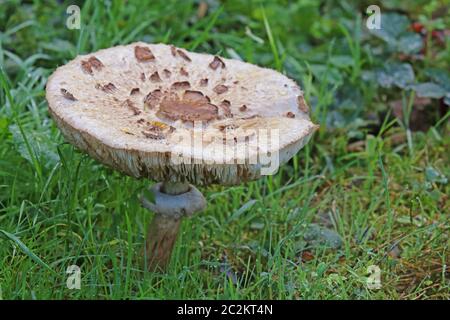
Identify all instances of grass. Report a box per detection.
[0,0,449,299]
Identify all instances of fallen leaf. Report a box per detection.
[347,140,365,152]
[304,224,343,250]
[301,250,315,262]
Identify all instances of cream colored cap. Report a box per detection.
[46,42,317,185]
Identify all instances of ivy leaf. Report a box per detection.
[397,33,423,54]
[326,82,364,128]
[424,68,450,91]
[370,13,410,45]
[376,63,415,89]
[413,82,447,99]
[370,13,424,55]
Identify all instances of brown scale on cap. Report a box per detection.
[170,45,192,62]
[135,46,155,62]
[239,104,247,112]
[96,82,117,93]
[286,112,295,118]
[170,45,177,57]
[144,89,163,109]
[209,56,226,70]
[150,71,162,82]
[297,95,309,113]
[88,57,104,69]
[81,56,104,75]
[183,90,207,101]
[213,84,228,94]
[163,69,171,78]
[140,73,146,82]
[180,67,189,76]
[130,88,140,95]
[219,100,232,117]
[222,100,231,108]
[81,60,93,74]
[199,78,208,87]
[123,99,141,115]
[156,90,218,122]
[171,81,191,90]
[88,56,104,70]
[61,88,77,101]
[176,49,191,62]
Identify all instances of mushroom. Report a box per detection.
[45,42,318,271]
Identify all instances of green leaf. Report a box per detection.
[304,224,342,249]
[370,13,423,55]
[397,33,423,54]
[9,125,59,169]
[413,82,447,99]
[376,63,415,89]
[425,68,450,91]
[425,166,448,185]
[370,13,410,45]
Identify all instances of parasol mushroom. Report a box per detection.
[46,42,318,271]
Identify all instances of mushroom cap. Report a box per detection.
[46,42,317,185]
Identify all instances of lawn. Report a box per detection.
[0,0,449,300]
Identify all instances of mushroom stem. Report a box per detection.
[145,211,182,271]
[142,181,206,271]
[161,181,190,194]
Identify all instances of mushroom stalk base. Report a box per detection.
[141,182,206,271]
[145,213,181,272]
